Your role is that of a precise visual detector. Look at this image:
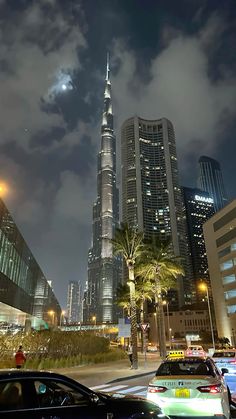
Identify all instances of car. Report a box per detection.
[147,356,230,419]
[212,349,236,374]
[147,343,158,352]
[185,345,206,357]
[0,369,167,418]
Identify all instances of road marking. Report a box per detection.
[91,384,129,392]
[118,385,146,394]
[90,384,112,390]
[90,383,148,396]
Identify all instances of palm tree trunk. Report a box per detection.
[155,276,166,359]
[140,299,144,353]
[158,295,167,358]
[128,264,138,369]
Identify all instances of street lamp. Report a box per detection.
[92,316,96,326]
[199,282,215,350]
[0,183,8,197]
[60,310,66,327]
[163,300,171,349]
[48,310,55,326]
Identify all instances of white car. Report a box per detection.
[212,349,236,374]
[147,357,230,419]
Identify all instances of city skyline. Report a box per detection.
[0,0,235,306]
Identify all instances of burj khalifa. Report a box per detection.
[85,55,120,323]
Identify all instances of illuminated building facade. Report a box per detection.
[198,156,228,212]
[183,187,215,301]
[121,116,190,307]
[86,55,120,323]
[203,199,236,342]
[67,280,82,324]
[0,198,61,329]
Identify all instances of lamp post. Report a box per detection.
[232,328,235,348]
[163,300,171,349]
[60,310,66,327]
[199,282,215,350]
[92,316,96,326]
[48,310,55,326]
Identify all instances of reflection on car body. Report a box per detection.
[147,356,230,419]
[0,369,167,418]
[212,350,236,374]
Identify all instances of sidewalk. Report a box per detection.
[52,353,161,387]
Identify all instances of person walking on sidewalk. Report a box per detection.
[15,345,26,369]
[127,344,133,369]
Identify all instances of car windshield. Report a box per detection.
[213,351,236,358]
[156,360,214,376]
[189,347,202,350]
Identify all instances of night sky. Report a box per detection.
[0,0,235,308]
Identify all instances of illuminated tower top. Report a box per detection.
[102,52,113,132]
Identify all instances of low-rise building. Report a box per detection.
[203,199,236,343]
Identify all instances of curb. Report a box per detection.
[107,370,156,384]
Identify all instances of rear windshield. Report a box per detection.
[188,346,203,350]
[156,361,214,376]
[213,352,236,358]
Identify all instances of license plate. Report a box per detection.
[175,388,190,398]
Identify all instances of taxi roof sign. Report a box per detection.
[166,350,185,359]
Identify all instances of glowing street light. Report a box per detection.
[48,310,55,326]
[199,282,215,350]
[0,183,8,196]
[60,310,66,327]
[92,316,96,326]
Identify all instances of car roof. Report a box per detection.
[162,356,209,363]
[0,369,90,389]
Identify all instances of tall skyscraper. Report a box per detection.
[121,116,190,306]
[198,156,228,212]
[183,187,215,302]
[85,55,120,323]
[67,281,81,324]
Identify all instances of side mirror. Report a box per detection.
[89,393,100,404]
[221,368,229,375]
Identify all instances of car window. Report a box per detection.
[156,361,214,376]
[0,381,24,410]
[34,379,90,408]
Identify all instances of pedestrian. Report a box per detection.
[127,343,133,369]
[15,345,26,369]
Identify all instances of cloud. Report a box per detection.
[111,15,236,162]
[0,1,86,148]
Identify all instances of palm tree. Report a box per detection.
[116,283,131,317]
[111,223,144,369]
[136,239,184,358]
[116,278,153,353]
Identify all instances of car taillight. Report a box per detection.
[148,385,168,393]
[186,350,192,355]
[197,384,222,394]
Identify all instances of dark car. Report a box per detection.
[0,369,166,418]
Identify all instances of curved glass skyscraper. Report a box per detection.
[121,116,190,306]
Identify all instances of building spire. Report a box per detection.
[106,51,110,82]
[102,52,113,131]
